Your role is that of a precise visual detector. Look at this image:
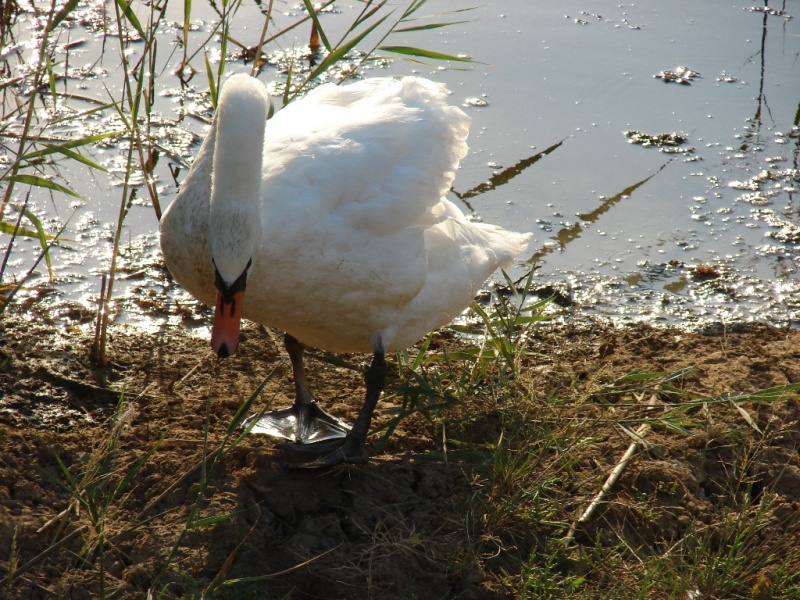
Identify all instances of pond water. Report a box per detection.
[1,0,799,332]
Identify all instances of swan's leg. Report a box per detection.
[280,343,386,469]
[285,333,315,406]
[242,334,350,443]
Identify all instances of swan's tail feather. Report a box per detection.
[475,225,533,271]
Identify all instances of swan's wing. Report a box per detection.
[262,77,470,233]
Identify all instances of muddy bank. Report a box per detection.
[1,313,799,597]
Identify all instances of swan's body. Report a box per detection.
[159,74,531,466]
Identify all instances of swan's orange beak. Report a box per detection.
[211,289,244,358]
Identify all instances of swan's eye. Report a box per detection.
[213,258,252,303]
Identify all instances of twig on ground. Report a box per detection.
[167,351,215,393]
[563,395,660,546]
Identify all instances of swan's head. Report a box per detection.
[208,73,270,359]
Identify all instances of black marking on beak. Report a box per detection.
[213,258,252,303]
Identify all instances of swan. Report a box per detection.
[159,73,531,468]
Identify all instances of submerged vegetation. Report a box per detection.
[1,1,800,599]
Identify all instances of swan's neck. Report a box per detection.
[209,75,270,285]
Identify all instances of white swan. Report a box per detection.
[159,73,531,467]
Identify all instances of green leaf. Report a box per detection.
[0,221,47,239]
[730,382,800,403]
[21,131,121,161]
[227,366,279,437]
[399,0,430,20]
[189,513,234,529]
[447,324,483,335]
[410,333,433,370]
[217,20,228,87]
[352,0,386,29]
[25,143,108,172]
[617,371,665,382]
[129,46,147,121]
[281,60,295,108]
[183,0,192,48]
[302,0,331,51]
[423,348,484,362]
[4,174,80,198]
[110,436,164,504]
[394,21,468,33]
[660,367,696,382]
[401,5,477,21]
[114,0,146,40]
[6,203,57,279]
[205,52,218,109]
[302,12,392,88]
[45,56,57,101]
[379,45,477,63]
[47,0,80,33]
[510,315,550,325]
[657,419,693,435]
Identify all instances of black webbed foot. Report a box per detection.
[243,402,349,443]
[277,434,367,470]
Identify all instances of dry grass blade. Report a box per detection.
[136,448,222,520]
[732,400,762,433]
[8,525,89,582]
[220,544,343,587]
[202,506,260,595]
